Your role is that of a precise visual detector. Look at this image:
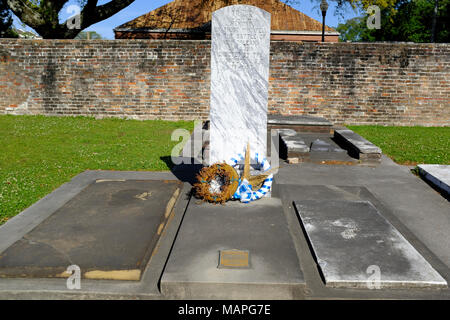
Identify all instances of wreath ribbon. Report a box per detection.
[229,152,273,203]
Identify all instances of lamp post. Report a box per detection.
[320,0,328,42]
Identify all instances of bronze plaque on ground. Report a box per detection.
[218,250,250,269]
[0,180,182,281]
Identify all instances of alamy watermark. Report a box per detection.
[170,121,279,175]
[366,265,381,289]
[66,5,81,30]
[66,264,81,290]
[366,5,381,30]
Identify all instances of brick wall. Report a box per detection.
[0,39,448,126]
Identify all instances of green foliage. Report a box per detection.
[348,125,450,165]
[0,115,194,225]
[337,16,367,41]
[5,0,136,39]
[346,0,398,9]
[75,30,103,39]
[337,0,450,42]
[0,0,16,38]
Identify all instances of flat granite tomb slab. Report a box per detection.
[0,179,182,281]
[161,197,305,299]
[294,199,447,289]
[418,164,450,196]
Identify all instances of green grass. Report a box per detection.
[348,126,450,165]
[0,115,194,225]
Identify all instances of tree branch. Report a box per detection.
[79,0,134,29]
[43,0,68,14]
[59,0,134,37]
[6,0,44,29]
[93,0,135,21]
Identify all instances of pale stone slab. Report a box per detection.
[418,164,450,195]
[209,5,271,164]
[294,200,447,289]
[281,135,309,153]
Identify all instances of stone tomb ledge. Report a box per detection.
[334,129,382,162]
[268,114,333,134]
[278,129,310,162]
[277,129,360,165]
[418,164,450,197]
[161,197,305,299]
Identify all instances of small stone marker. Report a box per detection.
[209,5,271,164]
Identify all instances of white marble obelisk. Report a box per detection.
[209,5,271,165]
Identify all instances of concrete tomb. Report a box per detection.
[0,180,182,281]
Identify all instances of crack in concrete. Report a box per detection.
[22,236,74,267]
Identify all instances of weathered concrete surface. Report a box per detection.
[310,139,345,153]
[294,199,447,289]
[281,135,310,153]
[1,157,449,299]
[307,152,359,165]
[161,198,305,299]
[418,164,450,196]
[0,180,182,280]
[0,171,191,299]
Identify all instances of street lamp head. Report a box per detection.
[320,0,329,13]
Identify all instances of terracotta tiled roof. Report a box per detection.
[116,0,335,32]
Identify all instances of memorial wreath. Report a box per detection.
[193,163,240,204]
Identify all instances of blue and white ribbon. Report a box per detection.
[229,152,273,203]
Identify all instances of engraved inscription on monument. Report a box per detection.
[209,5,271,165]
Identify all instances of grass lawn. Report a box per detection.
[348,126,450,165]
[0,115,194,225]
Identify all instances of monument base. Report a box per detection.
[161,197,305,299]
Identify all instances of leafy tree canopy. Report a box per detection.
[5,0,406,39]
[0,0,17,37]
[5,0,135,39]
[337,0,449,42]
